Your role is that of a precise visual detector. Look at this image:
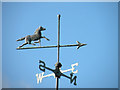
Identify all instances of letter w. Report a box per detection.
[36,72,44,84]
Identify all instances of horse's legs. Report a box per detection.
[19,42,28,48]
[42,36,50,41]
[39,39,41,46]
[34,41,39,43]
[34,39,41,46]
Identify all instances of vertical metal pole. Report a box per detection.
[56,77,59,90]
[57,14,60,62]
[56,14,61,90]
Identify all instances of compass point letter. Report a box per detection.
[70,73,77,85]
[39,60,46,72]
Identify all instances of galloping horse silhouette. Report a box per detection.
[16,26,50,48]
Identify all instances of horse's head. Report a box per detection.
[39,26,46,31]
[34,26,46,34]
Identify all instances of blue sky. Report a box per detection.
[2,2,118,88]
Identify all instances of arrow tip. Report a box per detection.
[76,41,87,49]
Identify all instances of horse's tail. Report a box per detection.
[16,37,25,41]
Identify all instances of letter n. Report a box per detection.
[70,73,77,85]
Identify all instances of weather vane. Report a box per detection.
[16,14,87,90]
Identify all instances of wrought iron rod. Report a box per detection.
[57,14,60,63]
[16,43,87,50]
[56,77,59,90]
[56,14,61,90]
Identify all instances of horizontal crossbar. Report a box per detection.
[16,43,87,50]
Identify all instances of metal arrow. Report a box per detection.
[16,41,87,50]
